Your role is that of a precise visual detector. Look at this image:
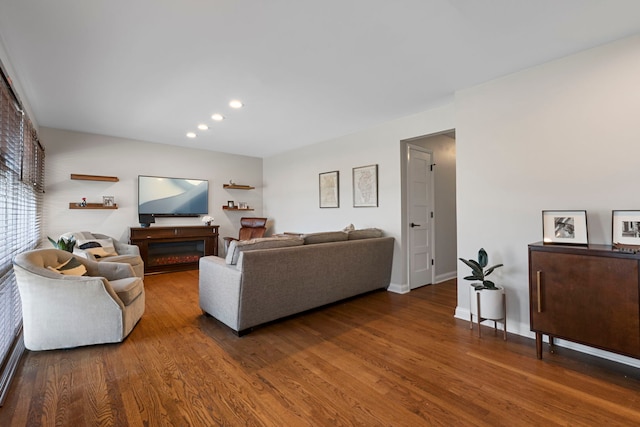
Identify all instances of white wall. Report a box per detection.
[263,104,455,289]
[455,35,640,367]
[41,128,263,253]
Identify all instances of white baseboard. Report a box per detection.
[435,271,456,283]
[454,307,640,369]
[387,282,410,294]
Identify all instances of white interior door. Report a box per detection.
[408,145,434,289]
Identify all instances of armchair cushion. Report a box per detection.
[110,277,144,305]
[47,257,88,276]
[77,238,117,258]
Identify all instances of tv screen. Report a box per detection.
[138,175,209,216]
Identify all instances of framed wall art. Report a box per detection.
[353,164,378,207]
[542,210,588,245]
[612,210,640,247]
[102,196,115,207]
[319,171,339,208]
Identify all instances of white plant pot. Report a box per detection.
[469,284,505,320]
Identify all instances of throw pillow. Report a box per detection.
[225,240,239,264]
[226,236,304,265]
[348,228,383,240]
[47,257,87,276]
[301,231,348,245]
[76,238,117,258]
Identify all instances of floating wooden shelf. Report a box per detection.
[223,184,255,190]
[70,174,119,182]
[222,206,254,211]
[69,203,118,210]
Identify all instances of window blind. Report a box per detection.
[0,68,44,405]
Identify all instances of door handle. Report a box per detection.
[536,270,542,313]
[410,223,421,228]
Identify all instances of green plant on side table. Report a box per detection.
[459,248,506,339]
[47,236,76,252]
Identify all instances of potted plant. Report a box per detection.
[48,236,76,252]
[459,248,505,321]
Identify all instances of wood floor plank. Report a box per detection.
[1,272,640,426]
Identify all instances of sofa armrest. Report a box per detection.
[113,240,140,256]
[199,256,243,331]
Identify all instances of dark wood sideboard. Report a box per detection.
[130,225,219,274]
[528,242,640,360]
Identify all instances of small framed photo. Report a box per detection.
[612,210,640,247]
[542,210,588,245]
[319,171,339,208]
[102,196,115,207]
[353,164,378,207]
[227,201,235,208]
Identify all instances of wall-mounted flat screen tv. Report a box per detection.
[138,175,209,217]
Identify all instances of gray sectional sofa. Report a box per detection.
[199,230,394,335]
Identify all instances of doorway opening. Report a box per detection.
[402,131,457,291]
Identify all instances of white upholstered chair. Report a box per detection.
[12,249,145,351]
[60,231,144,278]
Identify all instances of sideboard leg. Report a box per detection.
[536,332,543,359]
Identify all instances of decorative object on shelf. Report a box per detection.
[319,170,339,208]
[459,248,506,339]
[47,235,76,252]
[139,214,155,228]
[80,197,87,207]
[201,215,214,226]
[229,180,235,186]
[102,196,115,207]
[612,210,640,248]
[227,201,235,208]
[353,164,378,207]
[542,210,588,245]
[239,202,248,210]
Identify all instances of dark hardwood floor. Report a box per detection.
[1,271,640,426]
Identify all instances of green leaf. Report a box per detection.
[459,258,483,277]
[482,280,497,289]
[484,264,504,277]
[478,248,488,268]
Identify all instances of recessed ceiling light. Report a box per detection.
[186,132,197,138]
[197,124,209,130]
[211,113,224,121]
[229,100,243,109]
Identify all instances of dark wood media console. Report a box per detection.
[529,242,640,361]
[130,225,219,274]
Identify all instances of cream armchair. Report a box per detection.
[13,249,145,351]
[60,231,144,278]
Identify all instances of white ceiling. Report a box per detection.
[1,1,640,158]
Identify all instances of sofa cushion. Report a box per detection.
[109,277,144,305]
[301,231,348,245]
[47,257,87,276]
[226,236,304,265]
[76,238,118,258]
[348,228,383,240]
